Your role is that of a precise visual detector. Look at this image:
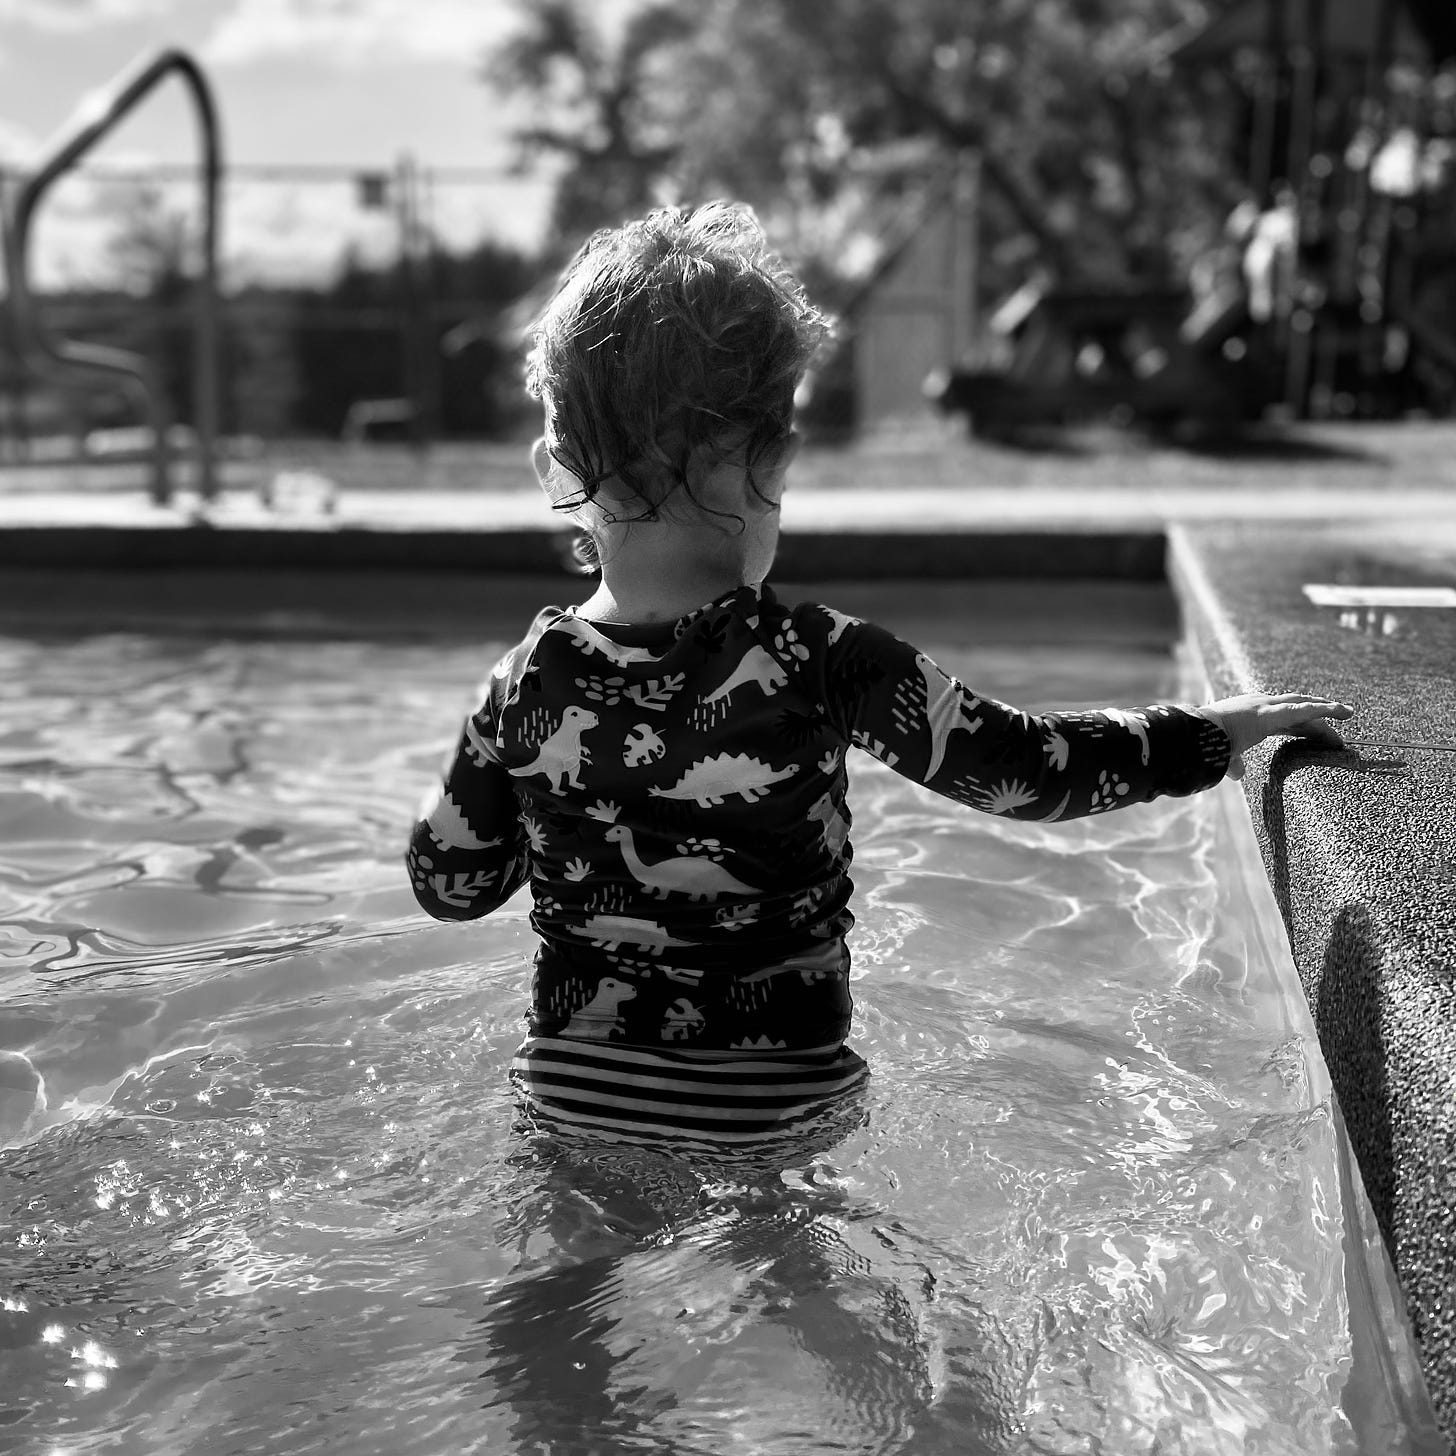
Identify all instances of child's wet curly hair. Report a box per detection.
[526,202,830,558]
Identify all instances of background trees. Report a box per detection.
[18,183,543,444]
[484,0,1234,308]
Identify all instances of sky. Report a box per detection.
[0,0,559,288]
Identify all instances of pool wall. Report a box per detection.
[2,505,1453,1446]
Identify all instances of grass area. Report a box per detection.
[789,417,1456,495]
[2,417,1454,499]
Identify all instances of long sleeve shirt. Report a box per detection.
[407,583,1230,1063]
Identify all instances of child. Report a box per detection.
[406,202,1351,1146]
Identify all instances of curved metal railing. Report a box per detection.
[1,49,222,504]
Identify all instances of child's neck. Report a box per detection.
[577,523,768,625]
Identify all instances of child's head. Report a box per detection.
[526,202,829,544]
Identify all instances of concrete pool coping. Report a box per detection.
[3,481,1455,1447]
[1169,521,1456,1452]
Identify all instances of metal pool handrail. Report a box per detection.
[1,48,222,505]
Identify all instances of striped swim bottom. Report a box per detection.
[511,1034,870,1149]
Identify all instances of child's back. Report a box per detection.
[407,202,1350,1146]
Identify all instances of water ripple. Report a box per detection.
[0,631,1375,1454]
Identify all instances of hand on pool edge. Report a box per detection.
[1197,694,1355,781]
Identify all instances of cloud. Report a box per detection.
[222,174,550,284]
[13,173,390,290]
[15,170,542,291]
[223,178,398,284]
[203,0,517,68]
[0,0,171,29]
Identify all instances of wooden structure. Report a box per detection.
[851,155,980,428]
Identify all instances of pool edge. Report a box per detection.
[1169,521,1456,1451]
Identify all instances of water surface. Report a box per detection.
[0,629,1372,1453]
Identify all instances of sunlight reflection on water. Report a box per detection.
[0,629,1383,1454]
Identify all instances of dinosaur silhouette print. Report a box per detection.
[1101,708,1152,765]
[807,787,850,855]
[703,644,788,705]
[509,705,598,793]
[914,653,984,780]
[463,716,502,768]
[423,791,503,852]
[561,976,637,1039]
[559,616,660,667]
[818,605,860,647]
[567,915,694,954]
[603,822,758,900]
[648,753,798,808]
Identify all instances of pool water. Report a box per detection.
[0,622,1429,1454]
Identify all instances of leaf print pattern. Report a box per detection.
[976,778,1041,816]
[626,674,685,712]
[1043,730,1069,772]
[622,723,667,767]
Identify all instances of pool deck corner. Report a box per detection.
[1169,520,1456,1446]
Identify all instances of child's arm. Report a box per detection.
[817,614,1348,820]
[406,709,529,921]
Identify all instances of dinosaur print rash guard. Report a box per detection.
[407,584,1231,1143]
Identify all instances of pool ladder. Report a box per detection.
[0,49,222,505]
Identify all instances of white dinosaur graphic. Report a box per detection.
[422,791,504,852]
[567,915,693,954]
[648,753,798,808]
[602,822,758,900]
[463,716,503,768]
[715,903,758,931]
[622,722,667,768]
[558,616,661,667]
[509,705,598,793]
[914,653,984,780]
[729,1033,788,1051]
[818,605,860,647]
[561,976,636,1039]
[807,788,851,855]
[703,644,788,705]
[1101,708,1151,765]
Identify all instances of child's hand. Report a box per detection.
[1198,693,1354,780]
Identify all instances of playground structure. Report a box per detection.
[926,279,1276,438]
[930,0,1456,434]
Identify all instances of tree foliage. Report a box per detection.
[288,239,541,437]
[26,235,541,441]
[485,0,1236,302]
[484,0,696,239]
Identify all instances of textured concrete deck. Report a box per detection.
[4,461,1456,1444]
[1171,522,1456,1445]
